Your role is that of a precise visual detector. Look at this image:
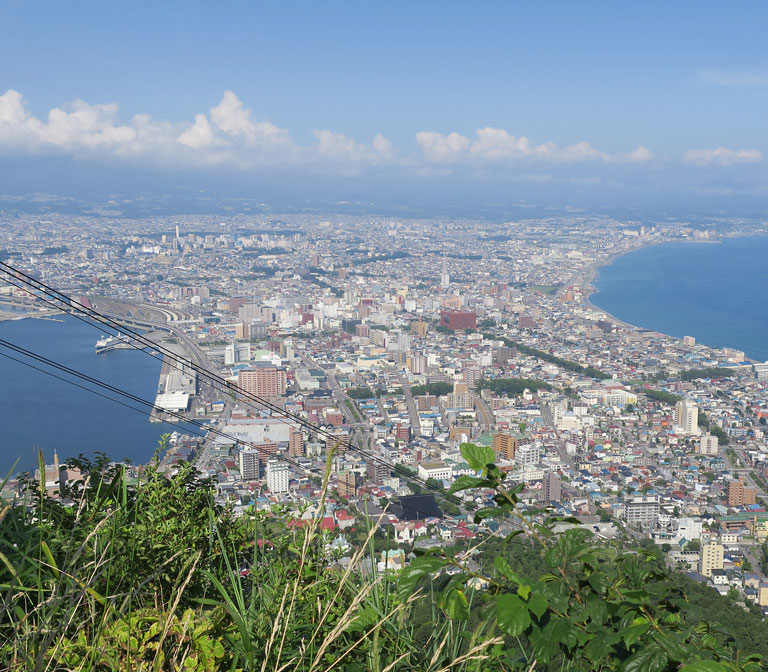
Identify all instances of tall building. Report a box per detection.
[515,444,540,470]
[337,470,357,498]
[266,458,290,493]
[440,266,450,288]
[728,478,756,507]
[239,449,260,481]
[463,365,482,390]
[288,429,305,457]
[699,543,724,577]
[367,460,391,484]
[698,434,719,455]
[674,400,700,436]
[237,362,287,397]
[542,471,562,502]
[492,432,518,461]
[624,495,660,527]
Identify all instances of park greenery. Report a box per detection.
[480,333,610,380]
[643,389,682,405]
[346,387,376,400]
[0,440,765,671]
[410,382,454,397]
[679,368,736,381]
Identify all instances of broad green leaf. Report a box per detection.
[496,593,531,637]
[622,645,667,672]
[679,663,729,672]
[346,607,379,633]
[528,592,548,619]
[397,556,446,600]
[448,475,485,494]
[493,556,522,584]
[460,443,496,471]
[622,622,650,647]
[441,588,470,620]
[517,584,531,600]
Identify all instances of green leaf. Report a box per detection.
[493,556,522,584]
[441,588,470,620]
[397,556,446,600]
[517,584,531,600]
[448,475,486,494]
[528,592,548,619]
[622,645,667,672]
[496,593,531,637]
[679,662,729,672]
[346,607,379,633]
[622,622,650,647]
[460,443,496,471]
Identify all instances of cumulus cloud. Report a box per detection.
[416,127,652,165]
[683,147,763,166]
[313,129,396,164]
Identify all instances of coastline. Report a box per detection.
[580,234,767,364]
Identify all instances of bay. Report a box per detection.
[0,314,197,475]
[591,235,768,362]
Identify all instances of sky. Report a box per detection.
[1,1,767,212]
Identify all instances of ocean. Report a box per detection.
[591,235,768,362]
[0,314,197,475]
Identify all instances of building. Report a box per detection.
[624,495,660,527]
[367,460,391,484]
[698,433,719,456]
[542,471,562,502]
[754,362,768,382]
[728,478,757,507]
[463,365,482,390]
[674,400,700,436]
[337,470,357,498]
[225,341,251,366]
[288,429,305,457]
[237,361,287,397]
[418,462,452,482]
[492,432,518,461]
[239,449,260,481]
[411,321,428,337]
[439,310,476,330]
[395,423,411,442]
[266,458,290,493]
[699,543,724,578]
[515,443,540,470]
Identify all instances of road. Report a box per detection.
[473,394,494,433]
[399,373,422,438]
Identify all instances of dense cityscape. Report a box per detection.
[4,210,768,610]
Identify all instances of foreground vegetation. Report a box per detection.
[0,442,765,671]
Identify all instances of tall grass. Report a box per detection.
[0,445,499,671]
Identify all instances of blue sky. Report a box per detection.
[1,1,767,209]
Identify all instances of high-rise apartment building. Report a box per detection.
[674,401,700,436]
[728,478,756,507]
[542,471,562,502]
[367,460,391,484]
[463,365,482,390]
[288,429,305,457]
[266,458,290,493]
[239,449,260,481]
[698,434,719,455]
[699,543,724,577]
[337,470,357,498]
[237,362,287,397]
[492,432,518,461]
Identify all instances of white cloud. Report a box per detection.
[178,113,216,149]
[313,129,395,164]
[697,67,768,86]
[416,131,470,162]
[210,90,291,147]
[417,127,652,165]
[683,147,763,166]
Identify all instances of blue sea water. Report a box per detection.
[0,314,197,475]
[591,235,768,362]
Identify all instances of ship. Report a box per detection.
[95,333,138,354]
